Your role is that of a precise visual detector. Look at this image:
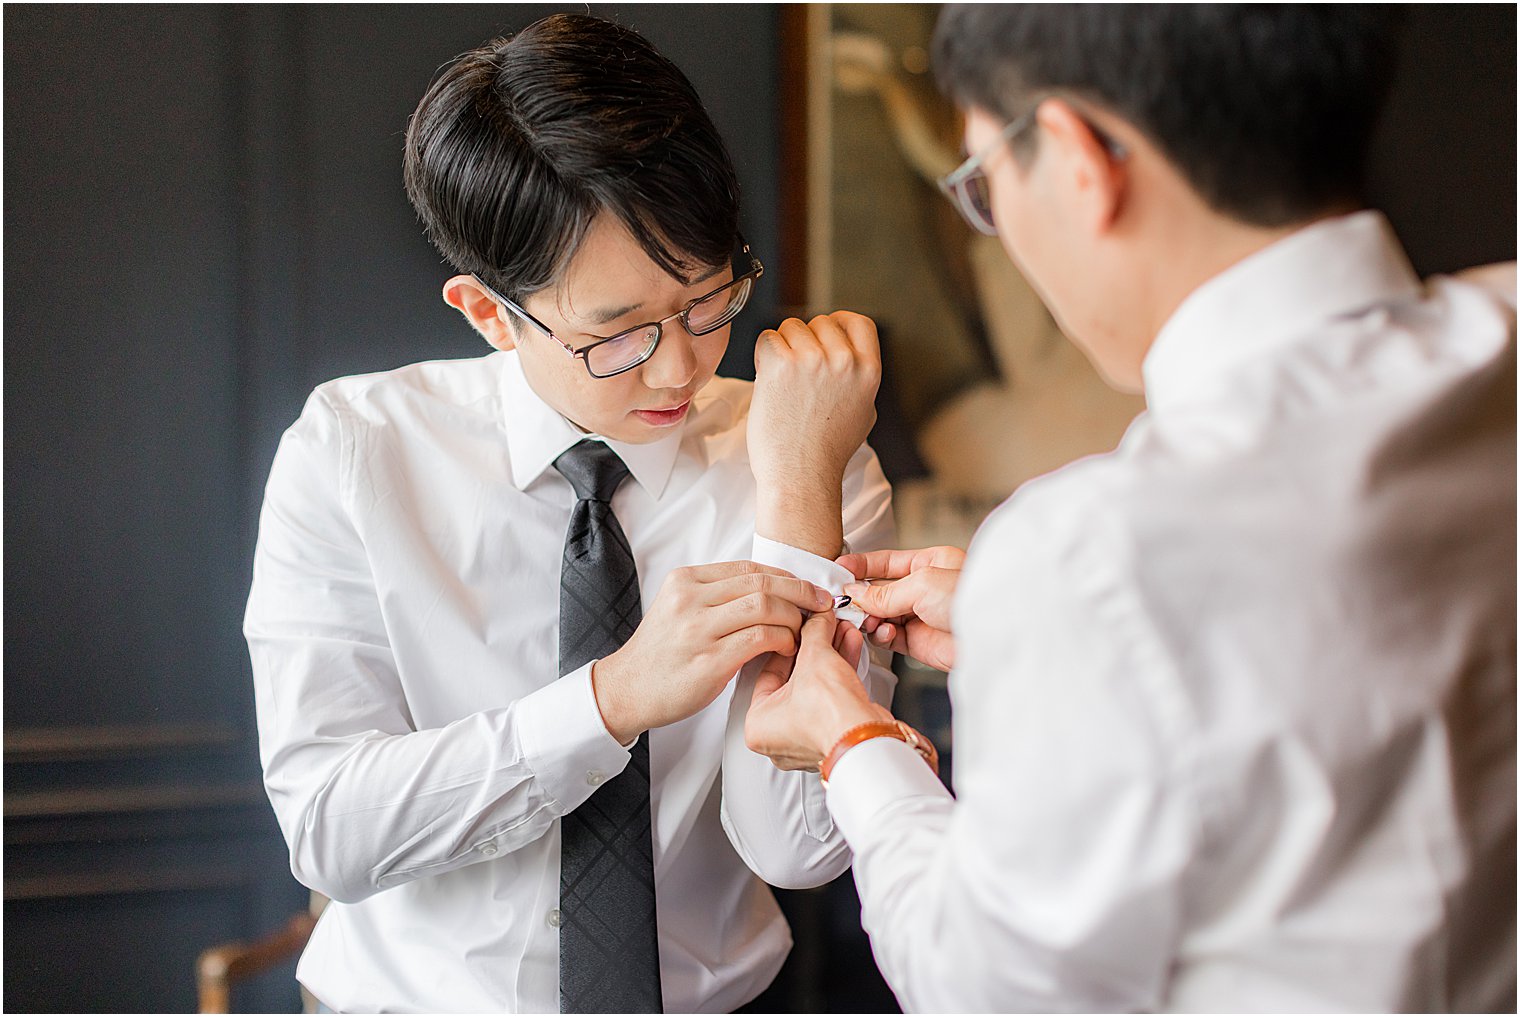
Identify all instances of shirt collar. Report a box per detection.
[498,350,684,498]
[1143,210,1423,412]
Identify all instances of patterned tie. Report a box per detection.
[553,439,663,1013]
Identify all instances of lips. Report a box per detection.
[633,400,691,427]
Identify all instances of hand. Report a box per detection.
[836,546,965,672]
[745,611,895,771]
[748,312,882,557]
[593,561,833,744]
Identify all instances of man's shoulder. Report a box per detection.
[960,448,1148,611]
[310,354,503,426]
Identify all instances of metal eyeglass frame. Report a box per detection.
[938,102,1128,236]
[472,242,764,379]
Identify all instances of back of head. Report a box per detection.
[404,13,740,302]
[933,4,1405,227]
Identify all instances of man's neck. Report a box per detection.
[1140,209,1348,351]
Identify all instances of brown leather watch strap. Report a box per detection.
[820,719,940,787]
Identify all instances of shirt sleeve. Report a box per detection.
[821,487,1199,1011]
[244,389,629,905]
[718,442,898,889]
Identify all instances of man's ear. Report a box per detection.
[442,275,518,351]
[1034,99,1129,234]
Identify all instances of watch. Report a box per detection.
[820,719,939,788]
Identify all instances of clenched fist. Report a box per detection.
[748,312,882,557]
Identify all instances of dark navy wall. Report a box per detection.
[4,6,791,1012]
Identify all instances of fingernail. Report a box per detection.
[843,582,866,598]
[814,586,832,609]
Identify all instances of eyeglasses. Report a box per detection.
[937,104,1128,237]
[474,243,764,379]
[937,107,1039,237]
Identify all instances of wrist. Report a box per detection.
[820,715,940,786]
[753,461,844,505]
[811,698,892,763]
[589,652,645,746]
[755,486,845,561]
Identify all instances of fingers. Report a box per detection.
[835,621,864,670]
[867,620,908,656]
[704,570,831,614]
[681,559,809,586]
[713,592,807,641]
[838,551,899,582]
[819,309,881,360]
[839,572,925,621]
[836,545,964,581]
[770,314,879,371]
[713,624,798,673]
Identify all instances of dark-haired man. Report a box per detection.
[245,14,893,1013]
[746,5,1516,1011]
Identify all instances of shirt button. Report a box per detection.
[547,908,562,929]
[480,843,498,857]
[586,770,605,786]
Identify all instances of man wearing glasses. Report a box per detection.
[747,5,1515,1012]
[244,14,893,1013]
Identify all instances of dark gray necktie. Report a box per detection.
[553,439,663,1014]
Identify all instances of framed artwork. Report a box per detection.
[779,4,1144,555]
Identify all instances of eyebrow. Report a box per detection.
[578,263,732,329]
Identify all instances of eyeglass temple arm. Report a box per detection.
[470,274,580,356]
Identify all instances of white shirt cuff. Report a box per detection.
[824,736,951,842]
[751,533,866,627]
[515,661,632,814]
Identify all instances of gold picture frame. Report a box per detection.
[779,3,1144,553]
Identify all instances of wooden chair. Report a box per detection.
[196,898,325,1013]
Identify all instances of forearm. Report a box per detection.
[255,654,628,903]
[825,739,1006,1012]
[754,472,844,560]
[828,736,1187,1013]
[828,747,1080,1012]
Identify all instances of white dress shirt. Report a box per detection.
[244,351,895,1013]
[825,212,1516,1012]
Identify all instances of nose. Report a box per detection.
[640,321,698,391]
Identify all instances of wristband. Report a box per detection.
[820,720,939,787]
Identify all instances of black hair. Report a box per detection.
[933,4,1405,226]
[403,13,740,303]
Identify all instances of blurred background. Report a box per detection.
[5,4,1515,1012]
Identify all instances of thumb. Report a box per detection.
[753,328,785,371]
[752,651,792,703]
[842,576,917,620]
[796,610,839,658]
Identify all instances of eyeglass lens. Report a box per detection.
[584,275,754,377]
[956,173,996,235]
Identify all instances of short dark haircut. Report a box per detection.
[933,5,1405,226]
[403,13,740,303]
